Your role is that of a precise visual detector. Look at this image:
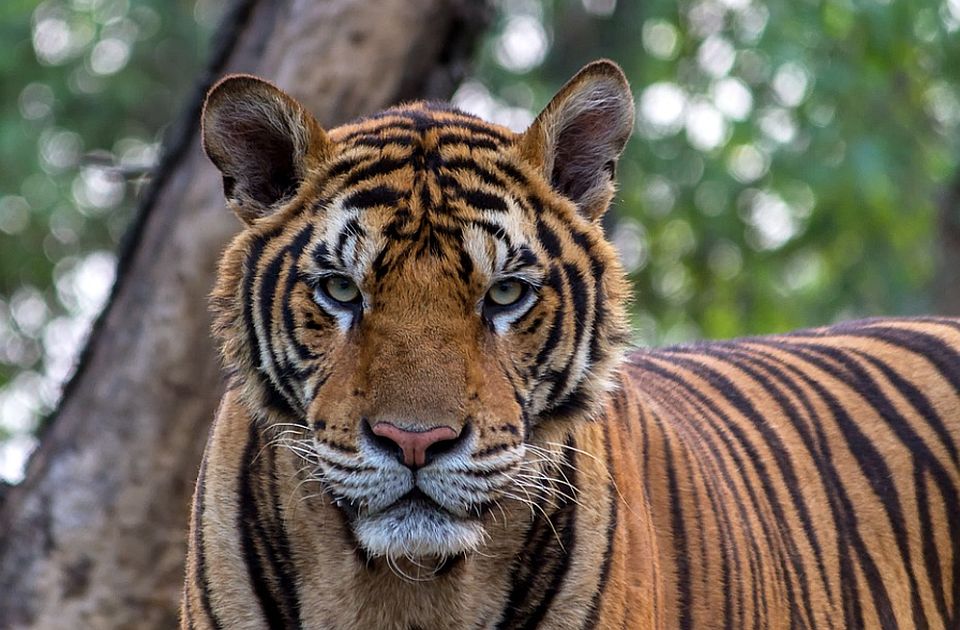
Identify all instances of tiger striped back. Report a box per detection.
[621,318,960,628]
[182,61,960,629]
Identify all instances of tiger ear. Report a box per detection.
[201,75,330,224]
[519,60,634,222]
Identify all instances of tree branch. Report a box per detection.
[0,1,489,627]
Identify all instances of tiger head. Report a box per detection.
[203,61,634,562]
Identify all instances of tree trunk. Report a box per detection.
[0,1,489,627]
[936,173,960,315]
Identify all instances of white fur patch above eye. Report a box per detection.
[322,203,363,261]
[462,225,493,282]
[461,197,531,280]
[301,201,381,330]
[499,197,531,244]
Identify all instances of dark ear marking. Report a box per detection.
[520,60,635,222]
[201,74,330,224]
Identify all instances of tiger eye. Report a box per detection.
[324,276,360,304]
[487,280,525,306]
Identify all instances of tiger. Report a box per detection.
[181,59,960,629]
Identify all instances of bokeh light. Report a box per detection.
[0,0,214,482]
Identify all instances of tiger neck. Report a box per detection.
[263,434,528,628]
[251,405,649,629]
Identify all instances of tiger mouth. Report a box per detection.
[372,487,481,523]
[328,480,492,522]
[348,488,488,560]
[393,487,449,512]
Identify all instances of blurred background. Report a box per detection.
[1,0,958,484]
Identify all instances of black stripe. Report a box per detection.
[535,218,562,258]
[773,340,958,628]
[312,241,335,268]
[243,235,296,416]
[443,118,511,142]
[340,118,416,138]
[850,348,958,466]
[782,322,960,404]
[730,341,914,628]
[191,451,223,630]
[628,356,804,627]
[264,442,304,628]
[583,424,619,628]
[837,345,960,621]
[343,157,410,188]
[555,227,608,366]
[707,345,842,611]
[659,410,693,630]
[496,444,578,629]
[280,227,318,364]
[658,347,835,625]
[544,263,592,412]
[343,185,403,209]
[436,132,498,150]
[521,441,578,629]
[835,326,960,461]
[349,132,418,148]
[684,345,836,599]
[512,245,538,269]
[256,228,310,413]
[442,158,511,191]
[467,218,515,249]
[371,246,394,281]
[494,160,532,188]
[734,346,869,628]
[417,174,434,214]
[334,218,362,266]
[533,266,567,369]
[544,387,593,420]
[667,377,778,629]
[238,427,291,628]
[457,241,474,284]
[457,188,508,213]
[325,156,364,180]
[914,462,951,624]
[359,104,509,141]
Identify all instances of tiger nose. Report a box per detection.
[369,422,461,469]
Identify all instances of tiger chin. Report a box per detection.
[182,60,960,630]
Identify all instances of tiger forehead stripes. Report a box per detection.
[182,59,960,630]
[208,84,631,435]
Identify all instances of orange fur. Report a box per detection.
[182,62,960,629]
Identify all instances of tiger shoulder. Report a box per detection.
[181,60,960,629]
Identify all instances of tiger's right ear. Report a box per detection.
[201,75,330,224]
[519,60,634,222]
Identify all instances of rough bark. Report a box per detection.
[935,172,960,315]
[0,1,489,627]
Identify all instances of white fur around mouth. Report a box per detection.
[353,496,486,561]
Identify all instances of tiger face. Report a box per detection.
[202,61,634,561]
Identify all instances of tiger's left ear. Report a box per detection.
[520,60,634,222]
[202,75,330,224]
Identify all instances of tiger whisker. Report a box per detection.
[496,488,565,552]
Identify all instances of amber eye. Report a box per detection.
[324,275,360,304]
[486,280,526,307]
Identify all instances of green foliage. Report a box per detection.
[0,0,214,476]
[471,0,959,344]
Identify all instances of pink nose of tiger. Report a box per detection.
[371,422,459,469]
